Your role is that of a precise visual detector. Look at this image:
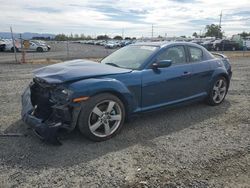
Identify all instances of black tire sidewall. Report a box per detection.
[78,93,125,141]
[37,47,43,52]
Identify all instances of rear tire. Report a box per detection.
[207,76,228,106]
[37,47,43,52]
[11,47,18,52]
[78,93,125,141]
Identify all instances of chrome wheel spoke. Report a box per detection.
[218,93,223,100]
[93,106,103,117]
[110,114,122,121]
[213,86,219,91]
[213,93,218,101]
[104,122,111,135]
[106,101,115,113]
[220,87,226,92]
[218,80,223,87]
[90,120,102,132]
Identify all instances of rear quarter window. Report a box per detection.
[189,46,203,62]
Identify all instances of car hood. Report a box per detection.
[33,59,132,83]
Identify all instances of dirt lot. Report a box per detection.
[0,42,116,63]
[0,56,249,187]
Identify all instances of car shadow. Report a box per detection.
[1,100,231,169]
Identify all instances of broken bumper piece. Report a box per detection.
[23,113,62,145]
[21,87,63,145]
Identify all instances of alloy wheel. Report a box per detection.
[88,100,122,137]
[212,78,227,104]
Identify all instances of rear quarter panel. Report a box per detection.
[208,59,230,91]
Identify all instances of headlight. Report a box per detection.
[51,87,73,103]
[61,88,72,97]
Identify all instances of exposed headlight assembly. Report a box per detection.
[51,87,73,103]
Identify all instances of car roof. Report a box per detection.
[131,41,202,48]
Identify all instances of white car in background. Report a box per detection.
[28,40,49,52]
[3,39,49,52]
[243,37,250,50]
[0,39,6,51]
[31,40,51,51]
[4,39,21,52]
[104,41,119,49]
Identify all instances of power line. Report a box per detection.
[219,11,222,28]
[151,24,154,38]
[218,10,223,39]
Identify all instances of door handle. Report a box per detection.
[181,71,192,77]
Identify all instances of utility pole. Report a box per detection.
[10,26,18,64]
[151,24,154,39]
[218,11,222,39]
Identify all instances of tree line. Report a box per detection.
[36,24,250,41]
[192,24,250,39]
[53,33,136,41]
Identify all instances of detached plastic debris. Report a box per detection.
[0,132,25,137]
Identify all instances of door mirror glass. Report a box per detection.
[152,60,172,69]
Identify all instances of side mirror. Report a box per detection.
[152,60,172,69]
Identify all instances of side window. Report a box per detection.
[189,47,203,62]
[157,46,186,65]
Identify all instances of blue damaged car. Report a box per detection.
[21,42,232,143]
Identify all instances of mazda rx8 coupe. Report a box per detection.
[21,42,232,143]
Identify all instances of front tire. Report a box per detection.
[207,76,228,106]
[78,93,125,141]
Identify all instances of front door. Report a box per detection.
[141,45,194,110]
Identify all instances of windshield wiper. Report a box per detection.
[105,63,120,68]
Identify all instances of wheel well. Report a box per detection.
[91,91,130,117]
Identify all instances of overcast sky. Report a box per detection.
[1,0,250,37]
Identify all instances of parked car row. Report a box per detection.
[0,39,51,52]
[199,39,241,51]
[0,40,6,51]
[74,40,135,49]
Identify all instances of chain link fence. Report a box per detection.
[0,41,249,64]
[0,41,116,64]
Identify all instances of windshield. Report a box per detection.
[101,45,159,69]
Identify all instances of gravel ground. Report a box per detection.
[0,57,249,188]
[0,42,116,63]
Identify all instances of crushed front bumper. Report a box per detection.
[21,86,78,144]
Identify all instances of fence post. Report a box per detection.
[67,40,69,59]
[10,26,18,64]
